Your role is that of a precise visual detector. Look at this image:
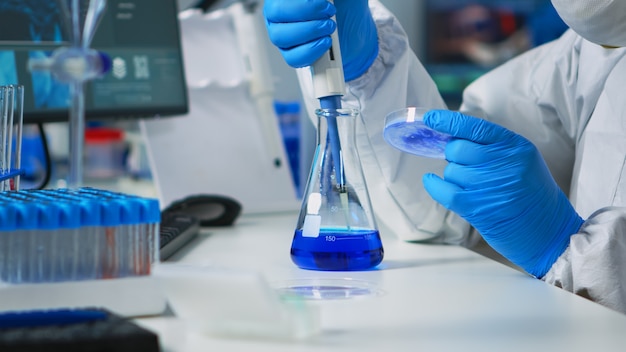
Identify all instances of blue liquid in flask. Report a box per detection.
[291,228,384,271]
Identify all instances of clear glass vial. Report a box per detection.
[291,108,383,271]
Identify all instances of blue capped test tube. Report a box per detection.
[0,187,160,283]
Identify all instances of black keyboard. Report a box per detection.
[159,211,200,261]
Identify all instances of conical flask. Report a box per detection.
[291,108,384,271]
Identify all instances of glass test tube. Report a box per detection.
[0,86,8,192]
[0,85,24,191]
[12,86,24,191]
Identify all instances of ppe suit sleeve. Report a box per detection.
[297,0,473,244]
[544,208,626,314]
[460,31,583,195]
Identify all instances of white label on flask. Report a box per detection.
[302,215,321,238]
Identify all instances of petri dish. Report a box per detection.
[383,107,453,159]
[273,278,384,301]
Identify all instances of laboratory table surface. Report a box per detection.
[136,211,626,352]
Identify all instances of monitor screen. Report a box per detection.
[0,0,188,123]
[423,0,564,107]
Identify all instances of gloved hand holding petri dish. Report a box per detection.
[383,107,453,159]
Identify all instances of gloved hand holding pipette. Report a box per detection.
[263,0,378,81]
[421,110,584,278]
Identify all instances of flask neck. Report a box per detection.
[315,108,358,147]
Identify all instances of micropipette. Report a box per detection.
[311,0,349,213]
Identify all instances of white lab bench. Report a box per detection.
[136,211,626,352]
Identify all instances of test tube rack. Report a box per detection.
[0,188,167,317]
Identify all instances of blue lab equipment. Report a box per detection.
[274,100,302,194]
[0,188,160,283]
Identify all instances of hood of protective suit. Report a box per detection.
[551,0,626,47]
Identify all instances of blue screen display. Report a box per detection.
[0,0,188,123]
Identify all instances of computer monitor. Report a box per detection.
[423,0,562,108]
[0,0,188,124]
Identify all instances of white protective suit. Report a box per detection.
[296,1,626,314]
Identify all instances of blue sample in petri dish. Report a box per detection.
[274,278,383,300]
[291,228,384,271]
[383,107,453,159]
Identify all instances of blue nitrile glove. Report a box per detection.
[421,110,584,278]
[263,0,378,81]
